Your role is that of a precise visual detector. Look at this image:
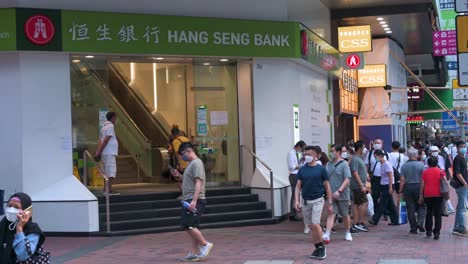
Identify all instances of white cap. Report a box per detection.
[429,146,439,152]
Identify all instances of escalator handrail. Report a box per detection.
[108,63,170,140]
[84,63,151,147]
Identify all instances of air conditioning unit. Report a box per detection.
[407,64,422,78]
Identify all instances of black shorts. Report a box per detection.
[180,199,206,230]
[352,189,368,205]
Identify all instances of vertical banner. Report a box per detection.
[293,104,300,144]
[98,107,109,132]
[197,105,208,136]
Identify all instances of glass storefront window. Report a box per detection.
[70,56,241,188]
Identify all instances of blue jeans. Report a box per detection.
[454,187,467,232]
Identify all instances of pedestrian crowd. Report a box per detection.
[288,137,468,260]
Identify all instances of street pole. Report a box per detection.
[461,111,466,142]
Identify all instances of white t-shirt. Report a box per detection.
[450,146,458,160]
[388,152,407,173]
[100,121,118,155]
[365,150,387,177]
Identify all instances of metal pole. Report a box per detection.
[105,178,110,234]
[270,170,275,218]
[83,151,88,186]
[137,154,141,183]
[461,111,466,142]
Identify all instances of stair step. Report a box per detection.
[99,202,267,222]
[97,187,251,203]
[100,218,278,236]
[101,210,272,231]
[99,194,259,212]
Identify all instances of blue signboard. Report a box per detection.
[442,111,468,131]
[446,61,458,70]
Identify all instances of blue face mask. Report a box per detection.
[182,153,190,161]
[460,148,467,155]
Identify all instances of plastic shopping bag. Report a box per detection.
[399,200,408,224]
[367,193,374,217]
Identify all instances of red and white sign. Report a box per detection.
[24,15,55,45]
[346,54,361,69]
[432,30,457,56]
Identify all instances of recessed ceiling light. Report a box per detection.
[203,62,211,66]
[379,21,387,24]
[154,57,164,60]
[382,25,389,28]
[219,59,229,62]
[85,55,94,59]
[72,59,81,63]
[386,31,392,34]
[377,17,384,21]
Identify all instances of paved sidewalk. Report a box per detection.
[47,213,468,264]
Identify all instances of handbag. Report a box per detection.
[16,239,50,264]
[440,170,450,200]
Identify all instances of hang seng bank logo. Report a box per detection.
[24,15,55,45]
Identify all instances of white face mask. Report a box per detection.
[362,148,369,156]
[373,144,382,150]
[422,155,427,160]
[304,155,314,164]
[341,152,348,159]
[431,152,439,157]
[5,207,21,230]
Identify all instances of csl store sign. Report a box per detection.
[300,27,340,71]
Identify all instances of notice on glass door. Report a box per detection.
[210,111,228,126]
[197,105,208,136]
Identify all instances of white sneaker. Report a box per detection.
[323,233,330,244]
[304,226,311,234]
[345,232,353,241]
[180,252,200,262]
[198,242,213,259]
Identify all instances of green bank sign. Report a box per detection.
[61,10,300,57]
[0,8,340,70]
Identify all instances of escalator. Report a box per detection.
[72,61,171,184]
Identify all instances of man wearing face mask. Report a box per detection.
[287,141,307,222]
[0,193,47,263]
[365,138,389,216]
[451,141,468,236]
[349,141,370,232]
[424,146,445,170]
[324,144,352,243]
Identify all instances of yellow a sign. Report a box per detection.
[457,16,468,53]
[338,25,372,53]
[452,79,468,89]
[358,64,387,88]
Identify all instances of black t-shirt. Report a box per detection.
[297,164,329,200]
[453,155,467,184]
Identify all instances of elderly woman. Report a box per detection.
[0,193,47,263]
[419,156,447,240]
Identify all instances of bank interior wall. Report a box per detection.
[0,52,98,232]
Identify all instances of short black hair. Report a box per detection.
[374,149,384,157]
[427,156,438,167]
[106,112,116,121]
[354,141,364,152]
[331,144,343,153]
[456,140,465,148]
[295,141,306,149]
[171,124,180,136]
[434,139,443,149]
[304,145,321,154]
[178,142,195,155]
[398,147,406,154]
[391,141,401,150]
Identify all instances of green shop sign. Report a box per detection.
[61,10,300,58]
[0,9,16,50]
[1,8,341,71]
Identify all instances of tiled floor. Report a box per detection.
[46,212,468,264]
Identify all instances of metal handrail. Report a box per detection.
[108,64,170,140]
[84,63,151,145]
[240,145,275,218]
[83,149,111,234]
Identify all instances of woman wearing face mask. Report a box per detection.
[0,193,47,264]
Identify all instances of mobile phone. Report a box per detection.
[23,206,32,216]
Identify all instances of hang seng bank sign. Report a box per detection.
[61,10,299,57]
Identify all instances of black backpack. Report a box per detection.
[392,154,401,183]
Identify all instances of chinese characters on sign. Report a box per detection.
[440,0,455,9]
[340,70,359,115]
[357,64,387,88]
[337,25,372,53]
[433,30,457,56]
[69,23,160,43]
